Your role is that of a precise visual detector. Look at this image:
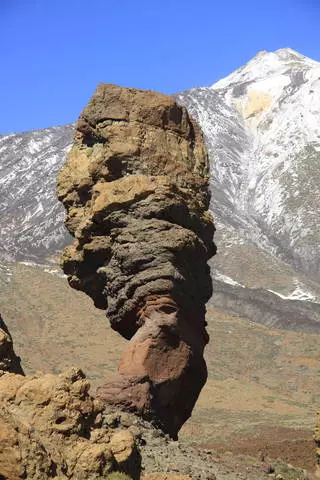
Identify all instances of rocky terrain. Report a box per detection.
[0,316,312,480]
[0,366,141,480]
[0,314,140,480]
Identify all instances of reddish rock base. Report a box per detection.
[97,296,208,438]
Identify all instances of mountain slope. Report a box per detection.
[0,123,73,262]
[176,48,320,288]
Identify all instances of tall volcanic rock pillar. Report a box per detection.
[57,84,216,438]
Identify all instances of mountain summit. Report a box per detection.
[212,48,319,88]
[177,48,320,292]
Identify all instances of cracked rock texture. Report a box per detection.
[57,84,216,438]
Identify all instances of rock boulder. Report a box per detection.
[0,367,140,479]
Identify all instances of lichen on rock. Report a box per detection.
[57,84,216,438]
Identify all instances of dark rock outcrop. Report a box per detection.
[57,84,216,438]
[0,313,24,376]
[315,411,320,478]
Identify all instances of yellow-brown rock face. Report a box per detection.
[57,84,216,438]
[0,367,140,480]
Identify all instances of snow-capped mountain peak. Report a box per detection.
[177,48,320,285]
[211,48,319,91]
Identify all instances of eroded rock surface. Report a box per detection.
[57,84,216,437]
[0,367,140,480]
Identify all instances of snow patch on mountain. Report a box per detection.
[0,124,73,261]
[177,48,320,283]
[212,48,318,90]
[268,280,319,303]
[213,272,245,288]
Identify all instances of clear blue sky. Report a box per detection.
[1,0,320,134]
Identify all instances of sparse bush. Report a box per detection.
[271,460,307,480]
[107,472,133,480]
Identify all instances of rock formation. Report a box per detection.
[0,367,140,480]
[57,84,216,438]
[0,312,218,480]
[0,313,24,376]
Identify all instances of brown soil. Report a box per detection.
[202,425,315,471]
